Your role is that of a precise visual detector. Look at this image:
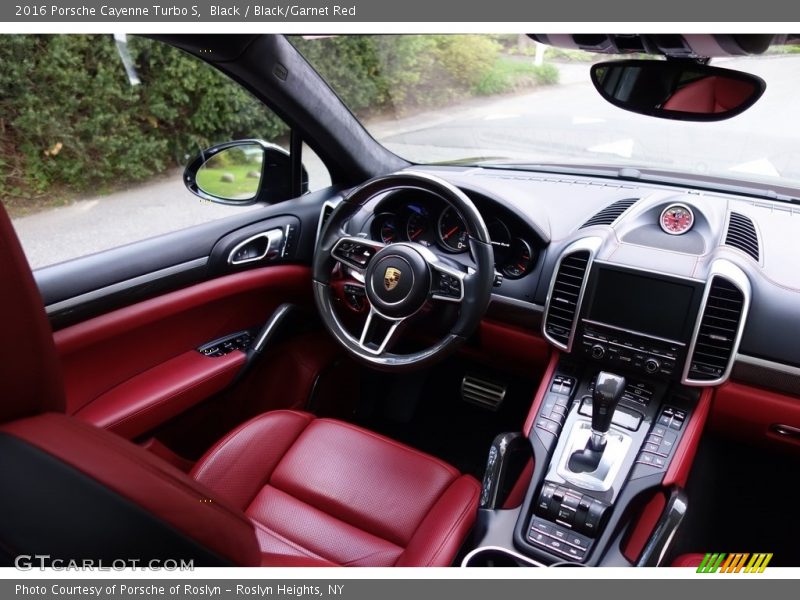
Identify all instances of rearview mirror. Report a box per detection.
[184,139,307,205]
[590,60,766,122]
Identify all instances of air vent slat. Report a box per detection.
[580,198,638,228]
[687,277,745,382]
[723,212,760,261]
[461,376,507,412]
[544,250,591,348]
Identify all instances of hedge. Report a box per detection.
[1,35,557,210]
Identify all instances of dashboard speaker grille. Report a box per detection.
[544,250,590,347]
[724,212,760,261]
[687,277,745,382]
[580,198,638,228]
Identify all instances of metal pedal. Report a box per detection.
[461,375,507,412]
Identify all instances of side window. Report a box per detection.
[1,35,329,270]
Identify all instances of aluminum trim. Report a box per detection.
[45,257,208,315]
[227,229,285,265]
[461,545,546,568]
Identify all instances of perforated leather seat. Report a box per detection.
[0,201,480,567]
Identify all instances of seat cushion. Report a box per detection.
[672,553,705,567]
[192,410,481,566]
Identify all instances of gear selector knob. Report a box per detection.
[590,371,626,450]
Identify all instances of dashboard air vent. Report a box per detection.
[687,277,745,382]
[544,250,590,348]
[580,198,638,228]
[724,212,759,261]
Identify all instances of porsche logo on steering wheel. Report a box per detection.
[384,267,402,291]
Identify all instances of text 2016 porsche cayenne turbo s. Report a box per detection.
[1,33,799,568]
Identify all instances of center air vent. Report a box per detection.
[724,212,759,261]
[686,277,745,383]
[580,198,638,228]
[543,250,591,349]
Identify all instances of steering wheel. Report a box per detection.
[313,171,494,370]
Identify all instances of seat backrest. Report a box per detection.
[0,413,262,566]
[0,201,260,566]
[0,202,64,423]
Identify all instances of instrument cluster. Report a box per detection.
[370,193,538,279]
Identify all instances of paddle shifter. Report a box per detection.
[568,371,626,473]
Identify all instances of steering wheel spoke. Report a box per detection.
[358,306,405,355]
[331,236,385,274]
[429,259,467,304]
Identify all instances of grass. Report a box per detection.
[195,164,261,200]
[475,58,560,96]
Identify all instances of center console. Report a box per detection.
[465,238,750,567]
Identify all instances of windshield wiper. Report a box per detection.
[475,161,800,206]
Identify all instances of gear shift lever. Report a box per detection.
[589,371,626,451]
[568,371,626,473]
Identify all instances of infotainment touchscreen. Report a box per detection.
[584,267,699,342]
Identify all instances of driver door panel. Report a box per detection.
[36,189,340,440]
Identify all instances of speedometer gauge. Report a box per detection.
[659,204,695,235]
[437,206,469,252]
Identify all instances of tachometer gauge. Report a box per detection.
[373,213,400,244]
[437,206,469,252]
[659,204,695,235]
[406,209,433,246]
[502,238,535,279]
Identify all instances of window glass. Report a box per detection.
[1,35,328,269]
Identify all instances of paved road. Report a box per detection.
[12,56,800,269]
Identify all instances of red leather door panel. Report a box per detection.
[56,265,311,438]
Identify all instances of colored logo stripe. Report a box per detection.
[696,553,772,573]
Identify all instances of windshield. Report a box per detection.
[292,35,800,191]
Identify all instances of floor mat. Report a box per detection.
[353,357,539,479]
[668,433,800,566]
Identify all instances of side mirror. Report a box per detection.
[590,59,766,122]
[184,140,307,205]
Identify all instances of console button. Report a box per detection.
[582,501,606,534]
[565,545,586,560]
[557,508,575,524]
[536,418,560,435]
[658,431,678,454]
[562,492,581,510]
[643,442,661,454]
[652,424,668,437]
[637,452,656,466]
[552,486,565,502]
[531,518,553,535]
[658,415,673,428]
[653,455,667,468]
[567,533,589,549]
[529,530,549,545]
[537,483,556,513]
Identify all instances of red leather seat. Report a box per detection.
[663,76,754,114]
[671,554,705,567]
[0,200,480,567]
[192,410,480,566]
